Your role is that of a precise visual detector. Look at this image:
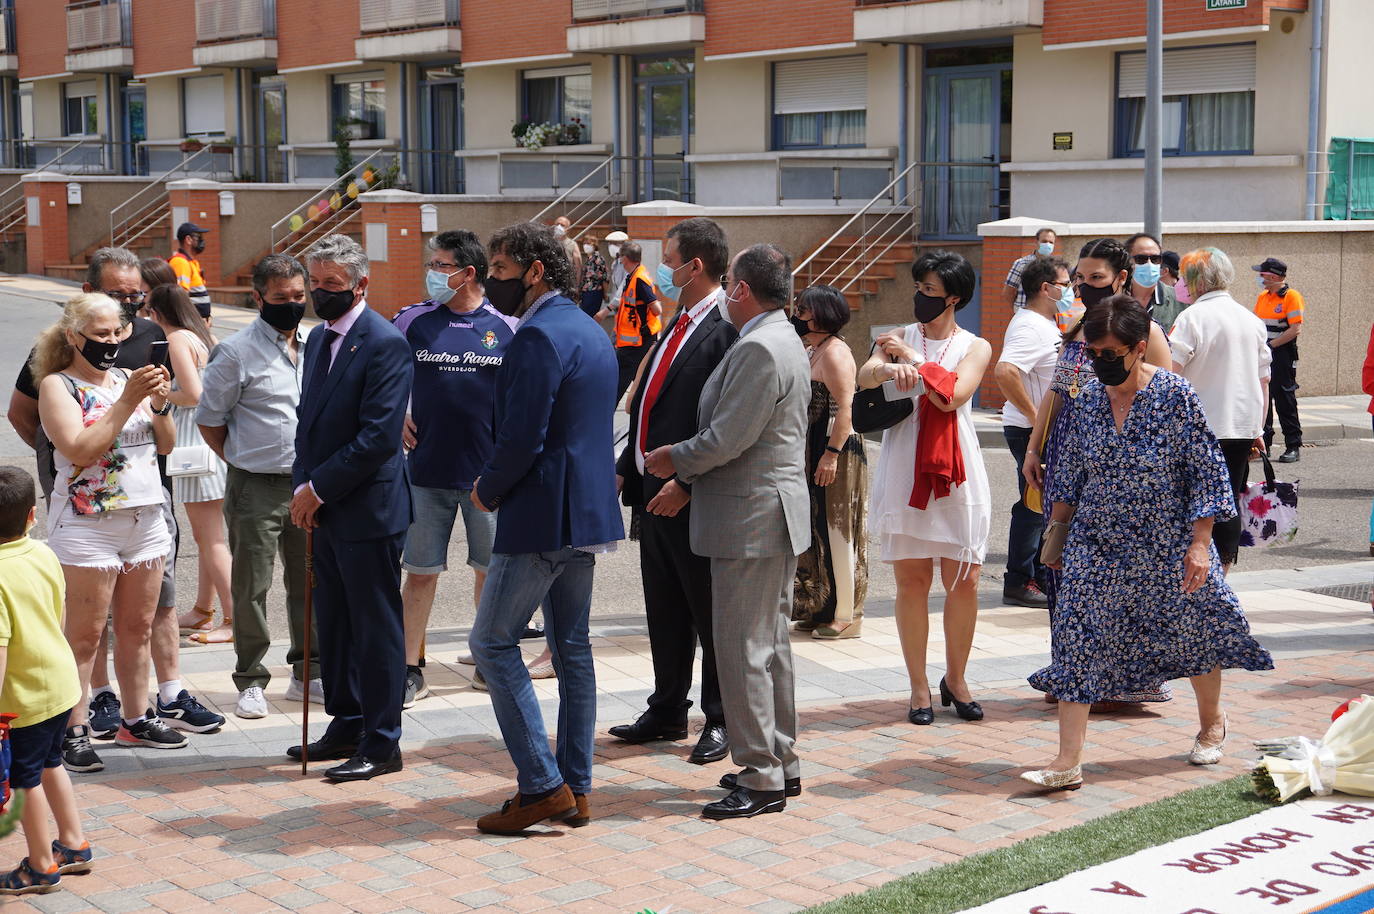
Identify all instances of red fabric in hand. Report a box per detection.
[908,362,965,510]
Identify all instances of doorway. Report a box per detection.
[254,77,287,183]
[633,55,694,203]
[419,66,463,194]
[121,81,147,176]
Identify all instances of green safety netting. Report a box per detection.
[1324,137,1374,220]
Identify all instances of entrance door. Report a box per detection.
[633,56,694,203]
[921,64,1010,241]
[254,78,287,182]
[121,83,147,176]
[420,68,463,194]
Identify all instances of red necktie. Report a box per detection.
[638,314,692,455]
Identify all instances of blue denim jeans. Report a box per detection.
[1003,425,1043,589]
[469,547,597,796]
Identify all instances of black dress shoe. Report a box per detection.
[1003,582,1049,608]
[1277,447,1301,463]
[608,712,688,744]
[520,625,545,640]
[719,770,800,797]
[939,676,984,721]
[688,724,729,764]
[286,737,359,762]
[325,752,402,782]
[908,706,934,725]
[702,786,786,820]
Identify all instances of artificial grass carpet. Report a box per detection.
[804,775,1272,914]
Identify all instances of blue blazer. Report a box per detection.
[293,306,414,541]
[476,294,624,555]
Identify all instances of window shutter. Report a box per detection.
[1118,44,1255,98]
[774,56,867,115]
[184,75,226,136]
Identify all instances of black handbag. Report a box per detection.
[851,343,913,434]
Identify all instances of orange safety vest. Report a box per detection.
[614,264,661,348]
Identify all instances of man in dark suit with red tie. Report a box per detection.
[611,218,738,764]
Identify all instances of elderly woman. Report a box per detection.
[1023,296,1273,791]
[34,293,183,772]
[1166,248,1272,572]
[578,234,610,318]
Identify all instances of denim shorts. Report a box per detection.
[402,484,497,574]
[46,503,172,571]
[9,708,72,790]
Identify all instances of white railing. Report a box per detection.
[792,160,918,298]
[269,148,388,254]
[67,0,127,52]
[572,0,702,21]
[527,154,622,240]
[0,9,12,54]
[196,0,274,43]
[359,0,459,32]
[109,148,210,250]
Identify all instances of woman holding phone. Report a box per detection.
[143,284,233,644]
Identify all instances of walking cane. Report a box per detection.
[301,530,314,776]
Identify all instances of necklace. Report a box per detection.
[920,324,960,366]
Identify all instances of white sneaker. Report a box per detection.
[285,676,325,704]
[235,686,268,719]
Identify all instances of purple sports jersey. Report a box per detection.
[393,299,517,490]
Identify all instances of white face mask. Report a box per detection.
[582,243,594,255]
[553,224,567,238]
[608,244,621,258]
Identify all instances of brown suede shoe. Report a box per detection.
[565,793,590,827]
[476,785,577,835]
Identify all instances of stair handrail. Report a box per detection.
[792,159,918,281]
[269,148,387,253]
[0,178,27,238]
[108,147,211,249]
[528,153,618,238]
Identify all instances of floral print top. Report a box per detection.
[52,370,164,515]
[581,251,609,294]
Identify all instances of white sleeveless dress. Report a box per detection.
[172,330,227,504]
[869,325,991,568]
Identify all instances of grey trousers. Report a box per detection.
[710,553,800,792]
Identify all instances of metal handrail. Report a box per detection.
[527,153,617,224]
[268,148,387,251]
[0,183,27,238]
[792,159,918,280]
[109,147,211,249]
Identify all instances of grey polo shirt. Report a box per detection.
[196,316,306,475]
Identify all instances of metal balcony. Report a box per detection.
[359,0,460,33]
[571,0,702,21]
[195,0,276,43]
[67,0,130,51]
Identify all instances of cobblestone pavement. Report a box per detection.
[0,561,1369,914]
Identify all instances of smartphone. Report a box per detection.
[148,340,169,368]
[882,377,925,402]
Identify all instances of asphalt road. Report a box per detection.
[1,287,1368,641]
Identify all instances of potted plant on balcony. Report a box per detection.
[207,136,234,155]
[512,119,533,147]
[518,122,558,153]
[179,137,205,153]
[557,119,585,146]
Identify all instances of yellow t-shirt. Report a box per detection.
[0,536,80,728]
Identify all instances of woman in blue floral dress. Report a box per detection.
[1021,295,1273,791]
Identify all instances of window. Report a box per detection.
[63,81,99,137]
[1115,44,1255,156]
[182,75,225,137]
[522,66,591,142]
[773,56,867,149]
[333,73,386,140]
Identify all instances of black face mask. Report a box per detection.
[260,298,306,332]
[78,334,120,371]
[1078,281,1116,308]
[1090,351,1135,387]
[118,300,140,326]
[311,286,357,322]
[191,236,206,255]
[485,266,532,316]
[913,291,951,324]
[790,315,811,336]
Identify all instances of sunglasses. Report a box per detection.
[1132,254,1163,265]
[1084,346,1134,362]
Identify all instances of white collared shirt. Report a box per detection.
[634,288,723,474]
[326,299,367,368]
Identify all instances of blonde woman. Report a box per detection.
[34,293,185,771]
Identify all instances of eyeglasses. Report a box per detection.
[1131,254,1163,265]
[424,261,461,273]
[1084,345,1133,362]
[101,290,146,304]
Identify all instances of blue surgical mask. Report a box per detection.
[1133,262,1161,288]
[1037,241,1054,256]
[655,261,685,302]
[1257,274,1268,288]
[426,269,462,305]
[1058,283,1075,310]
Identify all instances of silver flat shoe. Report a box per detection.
[1019,765,1083,791]
[1188,715,1228,765]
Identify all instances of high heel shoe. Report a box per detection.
[939,677,984,721]
[1188,714,1228,766]
[907,706,934,726]
[1019,765,1083,791]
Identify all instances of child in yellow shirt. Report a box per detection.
[0,466,90,895]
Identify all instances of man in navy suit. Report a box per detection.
[469,222,623,834]
[288,234,414,782]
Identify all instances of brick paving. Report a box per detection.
[1,563,1370,913]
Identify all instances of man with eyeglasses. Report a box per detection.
[1124,233,1182,331]
[391,230,517,707]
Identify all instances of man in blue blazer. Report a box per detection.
[288,234,414,781]
[469,222,623,834]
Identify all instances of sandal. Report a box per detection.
[812,620,862,640]
[51,840,92,875]
[0,858,61,895]
[177,606,215,635]
[188,623,234,645]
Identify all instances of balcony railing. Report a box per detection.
[359,0,459,33]
[196,0,276,43]
[67,0,131,51]
[571,0,702,22]
[0,8,14,55]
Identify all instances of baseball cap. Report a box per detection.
[1251,257,1287,277]
[604,230,629,243]
[176,222,210,240]
[1161,251,1180,273]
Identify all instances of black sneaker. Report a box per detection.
[156,690,225,733]
[88,690,121,740]
[1003,581,1049,608]
[61,726,104,773]
[115,711,187,749]
[403,667,429,710]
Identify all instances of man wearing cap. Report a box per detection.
[170,222,213,320]
[1253,257,1304,463]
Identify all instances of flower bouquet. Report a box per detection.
[1251,696,1374,803]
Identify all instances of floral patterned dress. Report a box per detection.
[1028,370,1274,704]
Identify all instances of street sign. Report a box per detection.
[1206,0,1247,9]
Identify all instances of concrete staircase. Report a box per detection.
[794,235,918,307]
[216,204,364,309]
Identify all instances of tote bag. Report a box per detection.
[1239,451,1298,548]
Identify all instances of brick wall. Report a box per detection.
[276,0,360,72]
[462,0,570,64]
[703,0,853,57]
[16,0,67,80]
[358,196,424,321]
[133,0,194,76]
[977,236,1032,409]
[25,182,70,276]
[1043,0,1306,45]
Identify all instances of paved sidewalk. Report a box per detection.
[0,561,1369,913]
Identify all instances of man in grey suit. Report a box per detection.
[645,243,811,820]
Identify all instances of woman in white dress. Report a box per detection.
[859,251,992,726]
[144,283,233,644]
